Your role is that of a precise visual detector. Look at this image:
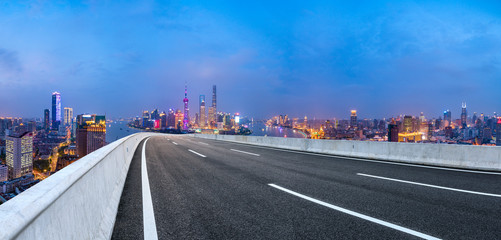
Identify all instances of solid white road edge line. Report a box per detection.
[208,139,501,175]
[230,149,260,156]
[142,138,159,240]
[357,173,501,198]
[198,142,209,145]
[188,149,207,158]
[268,183,440,240]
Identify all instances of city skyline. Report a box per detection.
[1,1,501,118]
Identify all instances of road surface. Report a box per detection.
[112,135,501,239]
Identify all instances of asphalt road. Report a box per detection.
[112,135,501,239]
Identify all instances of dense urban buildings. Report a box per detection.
[0,91,109,203]
[265,103,501,145]
[130,84,251,135]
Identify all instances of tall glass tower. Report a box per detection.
[212,85,217,122]
[52,92,61,130]
[199,95,206,127]
[461,102,467,129]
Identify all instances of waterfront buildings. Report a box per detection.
[388,120,399,142]
[199,95,206,127]
[211,85,217,125]
[183,85,190,130]
[167,109,176,128]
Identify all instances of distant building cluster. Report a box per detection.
[130,84,251,135]
[267,103,501,145]
[0,91,106,204]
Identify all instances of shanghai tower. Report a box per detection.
[212,85,217,122]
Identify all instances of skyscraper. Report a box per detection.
[443,110,451,127]
[211,85,217,125]
[167,109,176,128]
[212,85,217,114]
[6,132,34,179]
[183,84,190,130]
[52,92,61,130]
[461,102,467,129]
[388,120,399,142]
[76,114,106,157]
[403,115,413,133]
[496,118,501,146]
[199,95,206,127]
[160,112,167,128]
[44,109,50,130]
[64,107,73,126]
[142,110,150,128]
[350,110,357,129]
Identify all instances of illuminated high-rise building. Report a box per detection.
[350,110,357,129]
[212,85,217,122]
[388,120,399,142]
[6,132,33,179]
[403,115,413,133]
[208,107,215,127]
[142,110,150,128]
[151,109,160,120]
[76,114,106,157]
[497,118,501,146]
[160,112,167,128]
[183,84,190,130]
[64,107,73,126]
[175,109,184,130]
[461,102,467,129]
[199,95,206,127]
[44,109,50,130]
[167,109,176,128]
[443,110,452,127]
[52,92,61,130]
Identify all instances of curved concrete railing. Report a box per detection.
[0,132,162,240]
[193,134,501,172]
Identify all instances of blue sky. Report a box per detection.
[1,0,501,119]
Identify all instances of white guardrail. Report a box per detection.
[0,132,161,240]
[193,134,501,172]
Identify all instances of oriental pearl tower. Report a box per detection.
[183,84,190,130]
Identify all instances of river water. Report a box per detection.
[106,121,143,143]
[248,121,306,138]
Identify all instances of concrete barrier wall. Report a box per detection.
[193,134,501,172]
[0,132,161,240]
